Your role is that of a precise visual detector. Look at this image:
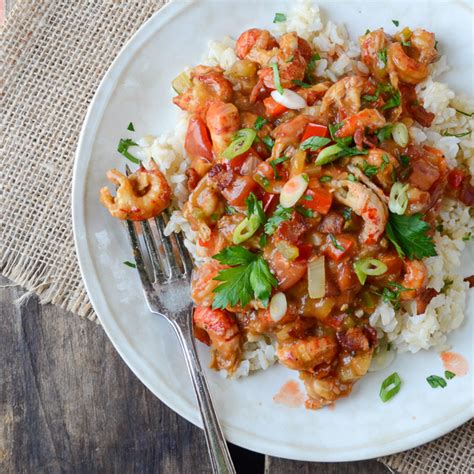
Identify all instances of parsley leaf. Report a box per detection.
[426,375,447,389]
[377,124,393,142]
[362,160,378,178]
[212,247,277,309]
[382,89,401,110]
[300,136,331,151]
[273,12,286,23]
[117,138,141,164]
[254,116,267,131]
[385,213,437,260]
[264,205,292,235]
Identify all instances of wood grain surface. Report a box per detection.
[1,275,388,473]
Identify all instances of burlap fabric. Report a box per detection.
[0,1,472,472]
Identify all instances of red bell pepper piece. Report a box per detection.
[263,96,288,119]
[301,123,329,143]
[323,234,354,261]
[301,187,333,215]
[447,169,466,189]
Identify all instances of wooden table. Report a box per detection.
[1,275,389,473]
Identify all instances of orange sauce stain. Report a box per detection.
[327,403,335,411]
[440,351,469,377]
[273,380,305,408]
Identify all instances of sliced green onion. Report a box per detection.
[380,372,402,402]
[269,292,288,321]
[222,128,257,160]
[171,71,192,94]
[353,258,388,285]
[232,214,261,244]
[280,173,309,208]
[392,122,409,147]
[444,370,456,380]
[315,144,343,165]
[389,182,409,215]
[270,62,284,95]
[426,375,447,388]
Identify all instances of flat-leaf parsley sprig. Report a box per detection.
[212,246,278,310]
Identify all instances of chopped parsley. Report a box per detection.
[426,375,447,389]
[377,48,388,67]
[295,205,314,218]
[123,261,136,268]
[435,223,444,233]
[362,160,379,178]
[329,233,345,251]
[382,89,401,110]
[342,207,352,221]
[348,173,357,182]
[264,205,292,235]
[273,12,286,23]
[262,136,275,149]
[300,136,331,151]
[401,40,412,47]
[285,55,294,63]
[462,232,471,241]
[245,192,266,224]
[379,282,410,310]
[400,154,410,166]
[380,372,402,402]
[377,124,393,143]
[292,79,312,89]
[269,156,289,179]
[261,176,271,188]
[225,205,237,215]
[259,234,268,248]
[254,116,267,131]
[380,153,391,171]
[117,138,141,164]
[441,129,472,138]
[363,83,400,110]
[385,212,437,260]
[127,122,135,131]
[212,246,278,309]
[392,19,399,27]
[319,175,333,183]
[445,371,456,380]
[304,53,321,83]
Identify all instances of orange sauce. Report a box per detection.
[440,351,469,376]
[273,380,305,408]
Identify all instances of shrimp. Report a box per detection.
[251,32,308,89]
[359,28,389,81]
[191,259,227,307]
[351,148,398,191]
[173,66,234,117]
[410,29,438,65]
[235,28,278,59]
[300,373,351,408]
[205,100,241,157]
[99,162,171,221]
[193,306,242,373]
[277,335,338,371]
[320,76,375,122]
[400,259,428,300]
[333,180,388,244]
[406,185,431,214]
[182,176,224,241]
[335,109,386,138]
[270,114,311,159]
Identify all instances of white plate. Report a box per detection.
[73,0,474,462]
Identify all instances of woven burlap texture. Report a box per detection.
[0,1,472,472]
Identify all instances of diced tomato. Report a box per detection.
[301,123,329,143]
[263,96,288,118]
[185,116,213,161]
[221,175,257,207]
[334,260,360,292]
[298,244,313,260]
[301,187,333,215]
[268,250,307,291]
[378,252,404,278]
[261,192,278,213]
[460,178,474,206]
[322,234,354,261]
[447,169,466,189]
[228,147,261,172]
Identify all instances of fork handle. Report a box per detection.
[170,317,236,474]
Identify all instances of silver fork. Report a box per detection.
[125,202,236,473]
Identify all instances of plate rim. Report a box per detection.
[72,0,473,462]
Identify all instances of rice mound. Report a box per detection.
[136,0,473,375]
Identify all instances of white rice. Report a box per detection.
[137,0,473,373]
